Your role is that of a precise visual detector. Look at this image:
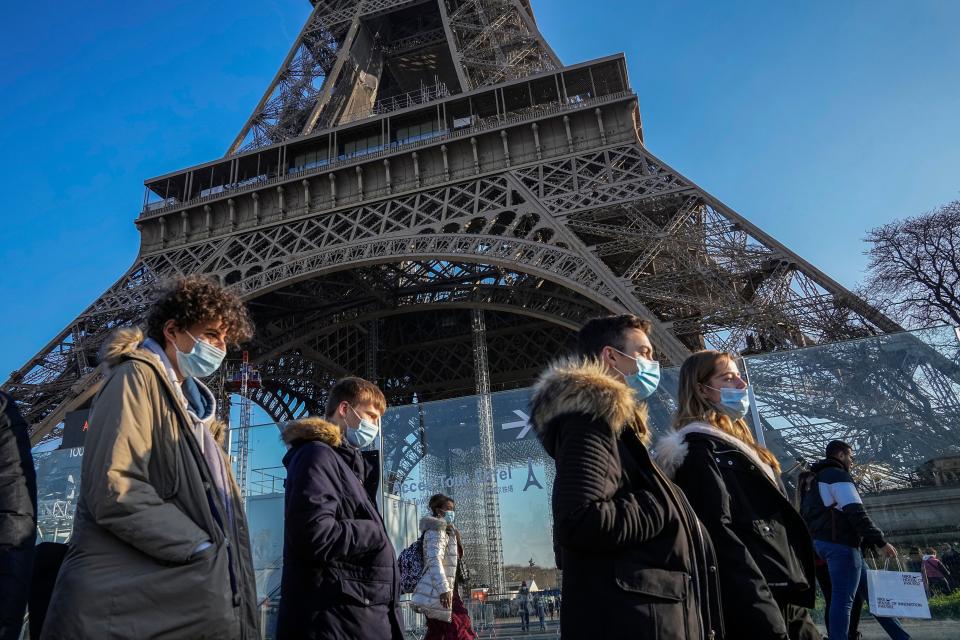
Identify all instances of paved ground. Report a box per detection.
[475,618,559,639]
[470,617,960,639]
[853,618,959,639]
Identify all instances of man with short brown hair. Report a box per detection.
[277,376,402,640]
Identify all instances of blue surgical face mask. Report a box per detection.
[444,510,456,525]
[346,406,380,449]
[175,331,226,379]
[705,384,751,420]
[612,348,661,400]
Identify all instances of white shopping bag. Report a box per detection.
[865,558,931,619]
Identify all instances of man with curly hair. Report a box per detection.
[42,276,260,640]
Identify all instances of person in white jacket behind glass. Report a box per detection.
[412,494,477,639]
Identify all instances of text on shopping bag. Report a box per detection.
[866,569,931,619]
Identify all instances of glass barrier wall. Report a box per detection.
[32,326,960,639]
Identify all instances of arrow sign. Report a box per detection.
[502,410,532,439]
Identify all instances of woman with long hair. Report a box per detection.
[655,350,819,640]
[411,493,477,640]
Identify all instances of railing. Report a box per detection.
[139,90,635,219]
[248,465,286,496]
[340,80,451,125]
[138,127,621,253]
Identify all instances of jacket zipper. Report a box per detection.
[151,362,243,613]
[652,464,710,640]
[204,480,240,606]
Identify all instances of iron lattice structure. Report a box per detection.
[8,0,960,574]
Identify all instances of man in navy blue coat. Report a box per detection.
[276,377,403,640]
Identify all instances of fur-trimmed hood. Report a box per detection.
[99,327,146,368]
[98,327,168,381]
[98,326,229,445]
[530,357,648,454]
[419,515,450,533]
[281,416,343,448]
[654,422,777,483]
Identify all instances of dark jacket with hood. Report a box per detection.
[799,457,885,549]
[0,391,36,640]
[277,416,403,640]
[656,424,817,640]
[530,359,723,640]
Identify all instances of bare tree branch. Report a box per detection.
[861,200,960,328]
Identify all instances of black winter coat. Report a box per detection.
[0,392,36,640]
[531,359,723,640]
[799,458,885,549]
[277,417,403,640]
[656,424,817,640]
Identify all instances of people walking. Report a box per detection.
[940,542,960,591]
[0,391,36,640]
[517,581,531,632]
[655,350,820,640]
[534,595,547,631]
[412,493,477,640]
[800,440,910,640]
[276,377,404,640]
[922,548,951,595]
[41,275,259,639]
[530,314,722,640]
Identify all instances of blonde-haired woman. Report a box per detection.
[655,350,819,640]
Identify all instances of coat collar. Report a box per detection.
[530,357,647,444]
[97,327,227,447]
[419,515,448,533]
[811,457,846,474]
[281,416,343,448]
[654,422,777,484]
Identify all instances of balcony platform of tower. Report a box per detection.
[138,55,635,241]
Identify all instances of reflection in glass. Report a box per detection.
[31,326,960,635]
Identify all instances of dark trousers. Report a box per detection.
[778,599,822,640]
[519,608,529,630]
[927,576,950,596]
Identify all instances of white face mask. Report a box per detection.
[704,384,751,420]
[175,331,226,379]
[346,406,380,449]
[611,347,661,400]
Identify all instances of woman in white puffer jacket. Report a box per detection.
[412,494,477,640]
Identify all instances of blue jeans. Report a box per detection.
[814,540,910,640]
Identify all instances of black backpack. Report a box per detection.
[796,468,820,522]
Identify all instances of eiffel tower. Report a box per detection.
[10,0,953,590]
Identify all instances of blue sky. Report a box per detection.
[1,0,958,379]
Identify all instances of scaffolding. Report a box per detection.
[472,309,505,593]
[228,351,258,497]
